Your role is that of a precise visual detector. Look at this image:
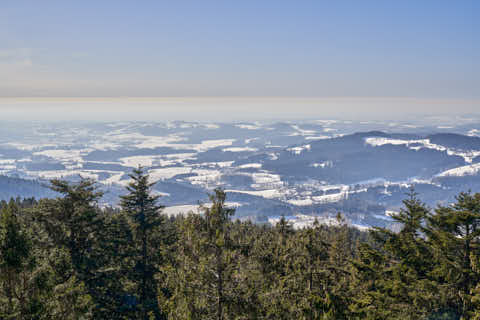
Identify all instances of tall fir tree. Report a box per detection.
[167,188,240,320]
[36,178,115,318]
[0,200,41,318]
[426,192,480,318]
[120,167,167,320]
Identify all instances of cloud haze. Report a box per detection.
[0,97,478,122]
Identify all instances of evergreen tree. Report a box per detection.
[323,213,352,319]
[36,178,108,317]
[201,188,236,320]
[0,172,479,320]
[168,188,240,320]
[426,192,480,318]
[0,200,51,319]
[292,219,330,319]
[120,167,168,320]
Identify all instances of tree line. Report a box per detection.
[0,167,479,319]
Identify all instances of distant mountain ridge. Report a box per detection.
[0,119,479,228]
[0,175,55,201]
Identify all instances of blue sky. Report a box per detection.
[0,1,478,119]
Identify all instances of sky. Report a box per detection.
[0,1,478,120]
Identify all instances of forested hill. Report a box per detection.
[0,175,55,200]
[2,120,480,229]
[0,168,479,319]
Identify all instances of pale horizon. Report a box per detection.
[0,97,479,122]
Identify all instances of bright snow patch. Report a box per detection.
[364,137,423,147]
[385,210,399,217]
[289,125,316,136]
[268,214,343,229]
[225,189,283,199]
[120,156,163,167]
[436,163,480,177]
[187,169,223,187]
[119,153,197,168]
[192,139,235,152]
[27,170,99,181]
[33,149,91,164]
[202,123,220,129]
[364,137,480,163]
[250,172,283,189]
[268,153,279,160]
[287,144,311,155]
[222,147,258,152]
[0,159,16,165]
[4,143,58,151]
[162,202,243,216]
[305,136,331,140]
[236,124,262,130]
[468,129,480,137]
[311,161,333,168]
[238,163,262,169]
[104,172,127,186]
[287,198,314,206]
[149,167,192,180]
[198,161,234,168]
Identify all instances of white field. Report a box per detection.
[289,125,317,136]
[162,202,243,217]
[225,189,284,199]
[250,172,283,189]
[436,163,480,177]
[305,135,331,140]
[33,149,92,163]
[311,161,333,168]
[235,124,262,130]
[364,137,480,163]
[268,214,343,229]
[238,163,262,169]
[222,147,258,152]
[149,167,192,181]
[26,170,100,181]
[119,153,196,168]
[287,144,311,155]
[187,168,223,186]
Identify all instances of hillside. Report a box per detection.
[0,119,479,228]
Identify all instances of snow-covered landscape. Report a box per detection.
[1,117,480,228]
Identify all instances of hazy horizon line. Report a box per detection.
[0,96,478,122]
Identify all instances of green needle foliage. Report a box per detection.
[0,171,478,319]
[120,167,170,320]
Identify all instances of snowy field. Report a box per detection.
[1,118,479,228]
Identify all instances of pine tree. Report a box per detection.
[293,219,330,319]
[350,190,456,319]
[120,167,167,320]
[323,213,352,319]
[0,200,51,319]
[167,188,240,320]
[426,192,480,318]
[202,188,236,320]
[92,209,137,319]
[36,178,106,317]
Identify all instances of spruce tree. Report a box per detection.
[120,167,167,320]
[167,188,239,320]
[202,188,236,320]
[0,200,51,319]
[37,178,107,317]
[426,192,480,318]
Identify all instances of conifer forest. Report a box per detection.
[0,167,479,319]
